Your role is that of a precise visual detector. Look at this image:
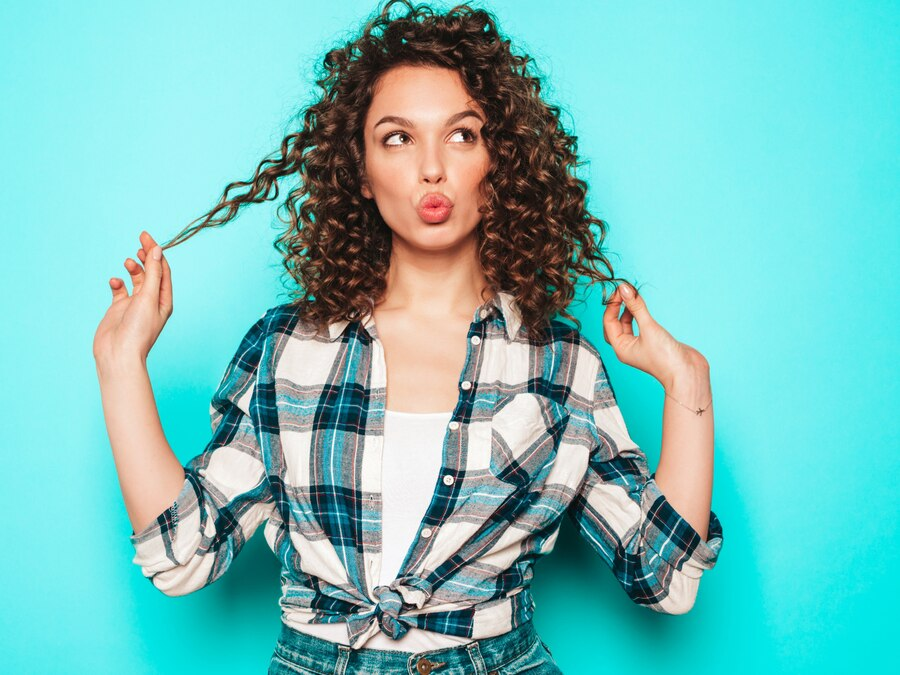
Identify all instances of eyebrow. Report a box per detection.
[373,109,485,130]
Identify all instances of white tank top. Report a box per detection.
[286,408,474,651]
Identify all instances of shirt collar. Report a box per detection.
[325,290,522,343]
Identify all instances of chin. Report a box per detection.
[402,228,474,251]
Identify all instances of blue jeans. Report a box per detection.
[267,619,562,674]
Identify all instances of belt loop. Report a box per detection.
[466,641,487,675]
[334,644,351,675]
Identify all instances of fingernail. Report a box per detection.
[620,284,633,298]
[152,246,162,260]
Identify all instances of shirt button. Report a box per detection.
[421,527,433,538]
[448,420,460,431]
[442,474,454,486]
[461,380,472,390]
[470,335,481,345]
[479,309,488,319]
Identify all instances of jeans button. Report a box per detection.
[415,656,447,674]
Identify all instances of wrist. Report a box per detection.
[661,359,711,404]
[95,352,148,380]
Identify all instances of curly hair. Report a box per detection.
[158,0,636,343]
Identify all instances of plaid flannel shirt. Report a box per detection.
[129,291,723,649]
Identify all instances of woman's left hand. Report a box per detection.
[603,283,708,389]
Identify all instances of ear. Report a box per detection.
[360,173,373,200]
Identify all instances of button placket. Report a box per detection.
[405,323,485,571]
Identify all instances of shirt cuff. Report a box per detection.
[129,472,198,546]
[638,476,723,577]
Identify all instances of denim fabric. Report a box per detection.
[267,619,562,674]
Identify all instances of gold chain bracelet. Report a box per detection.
[664,391,713,416]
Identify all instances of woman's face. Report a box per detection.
[361,65,490,252]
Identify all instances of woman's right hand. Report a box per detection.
[93,231,174,368]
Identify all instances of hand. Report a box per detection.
[602,283,708,389]
[93,231,174,368]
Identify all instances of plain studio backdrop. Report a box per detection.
[1,1,896,672]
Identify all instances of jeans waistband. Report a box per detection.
[273,618,541,674]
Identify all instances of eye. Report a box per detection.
[382,131,410,147]
[380,127,480,147]
[449,127,478,143]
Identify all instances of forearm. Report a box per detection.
[95,356,186,535]
[653,362,714,541]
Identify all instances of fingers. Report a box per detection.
[619,306,635,336]
[140,243,163,308]
[109,231,169,311]
[139,230,156,256]
[618,283,652,326]
[122,230,154,293]
[133,231,172,314]
[119,232,158,306]
[603,287,626,344]
[109,277,129,302]
[123,238,151,295]
[156,245,173,314]
[603,286,642,347]
[124,256,144,295]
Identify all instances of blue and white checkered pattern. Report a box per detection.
[129,291,723,649]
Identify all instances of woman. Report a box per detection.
[93,1,723,673]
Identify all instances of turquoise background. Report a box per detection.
[2,0,896,671]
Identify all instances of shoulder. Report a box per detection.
[550,319,618,408]
[254,301,325,341]
[542,318,607,409]
[544,317,605,367]
[225,303,321,371]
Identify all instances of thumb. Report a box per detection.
[140,245,163,306]
[618,283,652,323]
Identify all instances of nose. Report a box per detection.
[419,138,446,184]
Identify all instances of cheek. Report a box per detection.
[465,155,490,204]
[366,158,409,194]
[469,152,491,184]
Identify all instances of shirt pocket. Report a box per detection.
[488,392,570,489]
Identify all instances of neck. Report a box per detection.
[376,234,493,320]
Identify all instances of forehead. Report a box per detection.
[365,65,483,125]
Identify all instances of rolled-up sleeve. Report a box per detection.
[129,310,276,597]
[566,353,723,614]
